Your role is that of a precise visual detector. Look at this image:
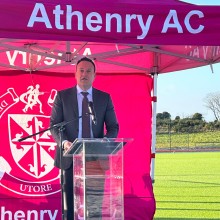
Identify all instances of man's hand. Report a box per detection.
[63,141,72,152]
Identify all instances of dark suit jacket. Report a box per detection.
[50,86,119,169]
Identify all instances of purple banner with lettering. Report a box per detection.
[0,0,219,45]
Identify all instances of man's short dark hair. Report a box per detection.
[76,57,96,72]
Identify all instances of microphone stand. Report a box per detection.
[18,117,82,220]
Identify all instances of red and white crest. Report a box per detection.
[8,114,57,179]
[0,84,61,197]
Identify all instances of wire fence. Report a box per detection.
[156,129,220,152]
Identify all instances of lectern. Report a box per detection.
[64,138,132,220]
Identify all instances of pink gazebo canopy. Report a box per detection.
[0,1,220,220]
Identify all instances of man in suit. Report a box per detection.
[50,57,119,220]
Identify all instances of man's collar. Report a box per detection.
[76,85,92,95]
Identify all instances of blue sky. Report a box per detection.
[157,64,220,122]
[179,0,218,5]
[157,0,220,122]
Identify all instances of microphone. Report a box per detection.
[88,101,97,125]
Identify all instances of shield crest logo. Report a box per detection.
[8,114,57,179]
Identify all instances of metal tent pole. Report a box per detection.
[150,53,158,183]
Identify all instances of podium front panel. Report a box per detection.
[64,138,132,220]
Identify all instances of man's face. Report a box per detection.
[75,61,96,90]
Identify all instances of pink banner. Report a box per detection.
[0,70,155,219]
[0,0,219,45]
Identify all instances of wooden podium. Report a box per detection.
[64,138,132,220]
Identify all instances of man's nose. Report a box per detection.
[81,71,87,77]
[83,70,89,75]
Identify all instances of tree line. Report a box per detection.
[156,112,220,133]
[157,91,220,133]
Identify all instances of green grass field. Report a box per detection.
[153,152,220,219]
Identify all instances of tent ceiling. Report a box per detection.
[0,39,219,74]
[0,1,220,74]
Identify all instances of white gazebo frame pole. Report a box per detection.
[150,53,159,183]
